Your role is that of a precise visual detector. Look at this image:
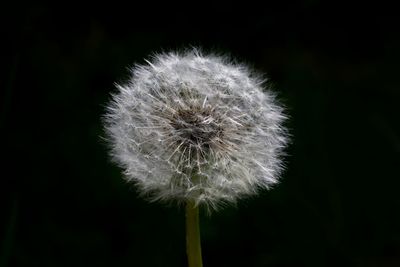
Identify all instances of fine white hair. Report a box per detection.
[104,49,288,209]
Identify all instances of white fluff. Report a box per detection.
[104,49,288,209]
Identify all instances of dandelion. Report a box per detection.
[103,49,288,267]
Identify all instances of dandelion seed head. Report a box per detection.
[104,49,288,209]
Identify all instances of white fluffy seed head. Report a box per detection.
[104,49,288,209]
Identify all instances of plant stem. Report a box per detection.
[186,200,203,267]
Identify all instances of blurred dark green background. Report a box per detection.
[2,3,399,267]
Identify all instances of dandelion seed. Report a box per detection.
[104,49,288,210]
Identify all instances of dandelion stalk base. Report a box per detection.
[186,201,203,267]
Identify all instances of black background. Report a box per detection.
[2,3,399,267]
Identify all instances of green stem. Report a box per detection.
[186,200,203,267]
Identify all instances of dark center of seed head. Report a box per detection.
[172,106,221,146]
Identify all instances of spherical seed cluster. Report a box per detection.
[104,50,288,209]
